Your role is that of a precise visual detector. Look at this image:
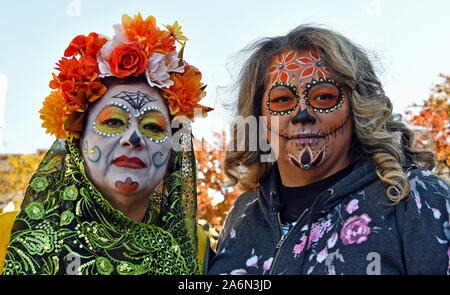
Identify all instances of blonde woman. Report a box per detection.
[208,25,449,275]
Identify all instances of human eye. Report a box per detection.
[272,96,294,104]
[139,110,168,142]
[267,85,299,113]
[95,105,129,135]
[143,122,163,133]
[306,83,341,110]
[103,118,125,128]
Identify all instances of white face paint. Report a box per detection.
[79,82,172,203]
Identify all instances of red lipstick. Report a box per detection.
[112,156,146,169]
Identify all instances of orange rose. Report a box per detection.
[108,44,147,78]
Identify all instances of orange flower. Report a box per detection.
[52,55,101,104]
[39,91,82,140]
[64,32,107,58]
[108,43,147,78]
[122,13,174,56]
[86,81,107,103]
[162,64,212,119]
[55,56,99,83]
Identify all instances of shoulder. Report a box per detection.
[214,188,259,251]
[406,168,449,213]
[398,169,449,274]
[223,188,259,226]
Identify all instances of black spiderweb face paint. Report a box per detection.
[111,91,158,118]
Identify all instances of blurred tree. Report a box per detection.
[405,73,449,180]
[194,131,240,243]
[0,151,45,212]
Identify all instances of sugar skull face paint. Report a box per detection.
[94,104,129,136]
[138,109,168,142]
[262,50,353,179]
[80,82,172,202]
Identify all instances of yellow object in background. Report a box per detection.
[0,210,18,274]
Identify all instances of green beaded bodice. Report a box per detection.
[2,139,198,275]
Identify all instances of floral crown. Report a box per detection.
[40,13,212,141]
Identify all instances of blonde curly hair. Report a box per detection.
[224,25,435,204]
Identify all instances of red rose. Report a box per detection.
[108,44,147,78]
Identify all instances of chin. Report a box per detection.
[285,143,327,171]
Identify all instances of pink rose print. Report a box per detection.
[414,194,422,212]
[340,214,372,245]
[296,50,331,79]
[293,219,332,258]
[263,257,273,274]
[230,228,236,239]
[246,248,260,268]
[425,202,441,219]
[268,51,301,84]
[293,235,308,257]
[246,255,259,268]
[230,269,247,275]
[317,248,328,263]
[447,247,450,271]
[346,199,359,214]
[327,233,338,249]
[431,208,441,219]
[310,220,332,243]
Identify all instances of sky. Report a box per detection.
[0,0,449,154]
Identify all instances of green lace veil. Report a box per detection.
[2,123,199,275]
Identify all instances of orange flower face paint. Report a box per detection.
[94,105,129,136]
[115,177,139,193]
[262,50,353,173]
[138,110,168,142]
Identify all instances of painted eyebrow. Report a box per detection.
[111,91,158,111]
[269,82,300,94]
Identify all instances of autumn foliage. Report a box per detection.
[405,74,450,180]
[0,152,45,212]
[194,131,240,237]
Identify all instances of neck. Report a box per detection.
[103,192,150,222]
[278,151,355,187]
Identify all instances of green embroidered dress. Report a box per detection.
[2,137,199,275]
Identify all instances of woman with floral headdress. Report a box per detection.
[208,25,449,275]
[0,13,212,275]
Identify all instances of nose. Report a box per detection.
[291,107,316,125]
[129,131,141,146]
[121,129,144,149]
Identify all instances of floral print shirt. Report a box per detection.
[208,160,450,275]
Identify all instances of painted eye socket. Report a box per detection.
[95,105,129,135]
[266,83,299,114]
[303,78,344,112]
[308,86,339,109]
[139,111,167,141]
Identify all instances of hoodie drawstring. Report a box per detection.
[298,188,334,273]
